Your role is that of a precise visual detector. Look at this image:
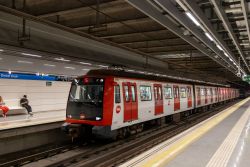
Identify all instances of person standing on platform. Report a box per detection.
[20,95,33,116]
[0,96,9,119]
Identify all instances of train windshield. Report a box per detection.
[69,85,103,104]
[67,78,104,121]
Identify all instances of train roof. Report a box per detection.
[83,69,228,87]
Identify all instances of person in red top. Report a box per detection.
[0,96,9,118]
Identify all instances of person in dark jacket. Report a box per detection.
[20,95,33,116]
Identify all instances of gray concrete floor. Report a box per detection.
[165,101,250,167]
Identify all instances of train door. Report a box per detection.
[187,86,192,108]
[196,87,201,105]
[173,85,180,111]
[122,82,138,122]
[204,88,208,104]
[154,84,163,115]
[210,88,213,103]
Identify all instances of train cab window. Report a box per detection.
[187,87,191,97]
[140,86,152,101]
[124,85,129,102]
[131,85,136,102]
[180,87,186,98]
[115,85,121,103]
[164,87,172,99]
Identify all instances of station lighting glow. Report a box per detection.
[216,44,223,51]
[17,60,33,64]
[82,69,89,71]
[229,58,233,62]
[224,53,229,57]
[8,70,11,74]
[185,12,200,26]
[54,57,70,62]
[64,66,75,70]
[44,64,56,67]
[21,53,42,58]
[80,62,92,65]
[205,32,214,41]
[0,49,3,52]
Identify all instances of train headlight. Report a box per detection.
[80,114,85,119]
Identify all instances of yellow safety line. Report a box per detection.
[141,98,250,167]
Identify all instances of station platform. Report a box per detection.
[120,98,250,167]
[0,110,65,130]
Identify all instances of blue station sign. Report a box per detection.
[0,72,56,81]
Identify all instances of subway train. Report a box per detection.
[63,69,239,139]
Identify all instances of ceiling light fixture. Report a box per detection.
[0,49,3,52]
[205,32,214,41]
[64,66,75,70]
[44,64,56,67]
[224,53,229,57]
[54,57,70,62]
[216,44,223,51]
[17,60,33,64]
[21,53,42,58]
[185,12,200,26]
[98,65,108,68]
[80,62,92,65]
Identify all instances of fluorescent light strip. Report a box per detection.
[229,58,233,62]
[186,12,200,26]
[80,62,92,65]
[44,64,56,67]
[216,44,223,51]
[205,32,214,41]
[21,53,42,58]
[0,49,3,52]
[54,57,70,62]
[17,60,33,64]
[224,53,229,57]
[82,69,89,71]
[64,66,75,70]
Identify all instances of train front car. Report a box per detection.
[62,76,115,140]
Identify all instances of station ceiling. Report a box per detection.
[0,0,249,85]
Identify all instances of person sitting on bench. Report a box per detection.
[20,95,33,116]
[0,96,9,118]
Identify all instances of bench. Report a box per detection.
[0,99,27,116]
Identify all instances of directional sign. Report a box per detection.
[243,76,250,83]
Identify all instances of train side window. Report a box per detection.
[201,88,205,96]
[124,85,129,102]
[207,89,210,96]
[131,85,136,102]
[115,85,121,103]
[164,87,172,99]
[140,86,152,101]
[180,87,186,98]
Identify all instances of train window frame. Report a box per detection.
[140,85,152,101]
[115,85,121,103]
[164,86,172,99]
[180,87,186,98]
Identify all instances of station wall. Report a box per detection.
[0,79,71,112]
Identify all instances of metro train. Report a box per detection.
[63,69,239,139]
